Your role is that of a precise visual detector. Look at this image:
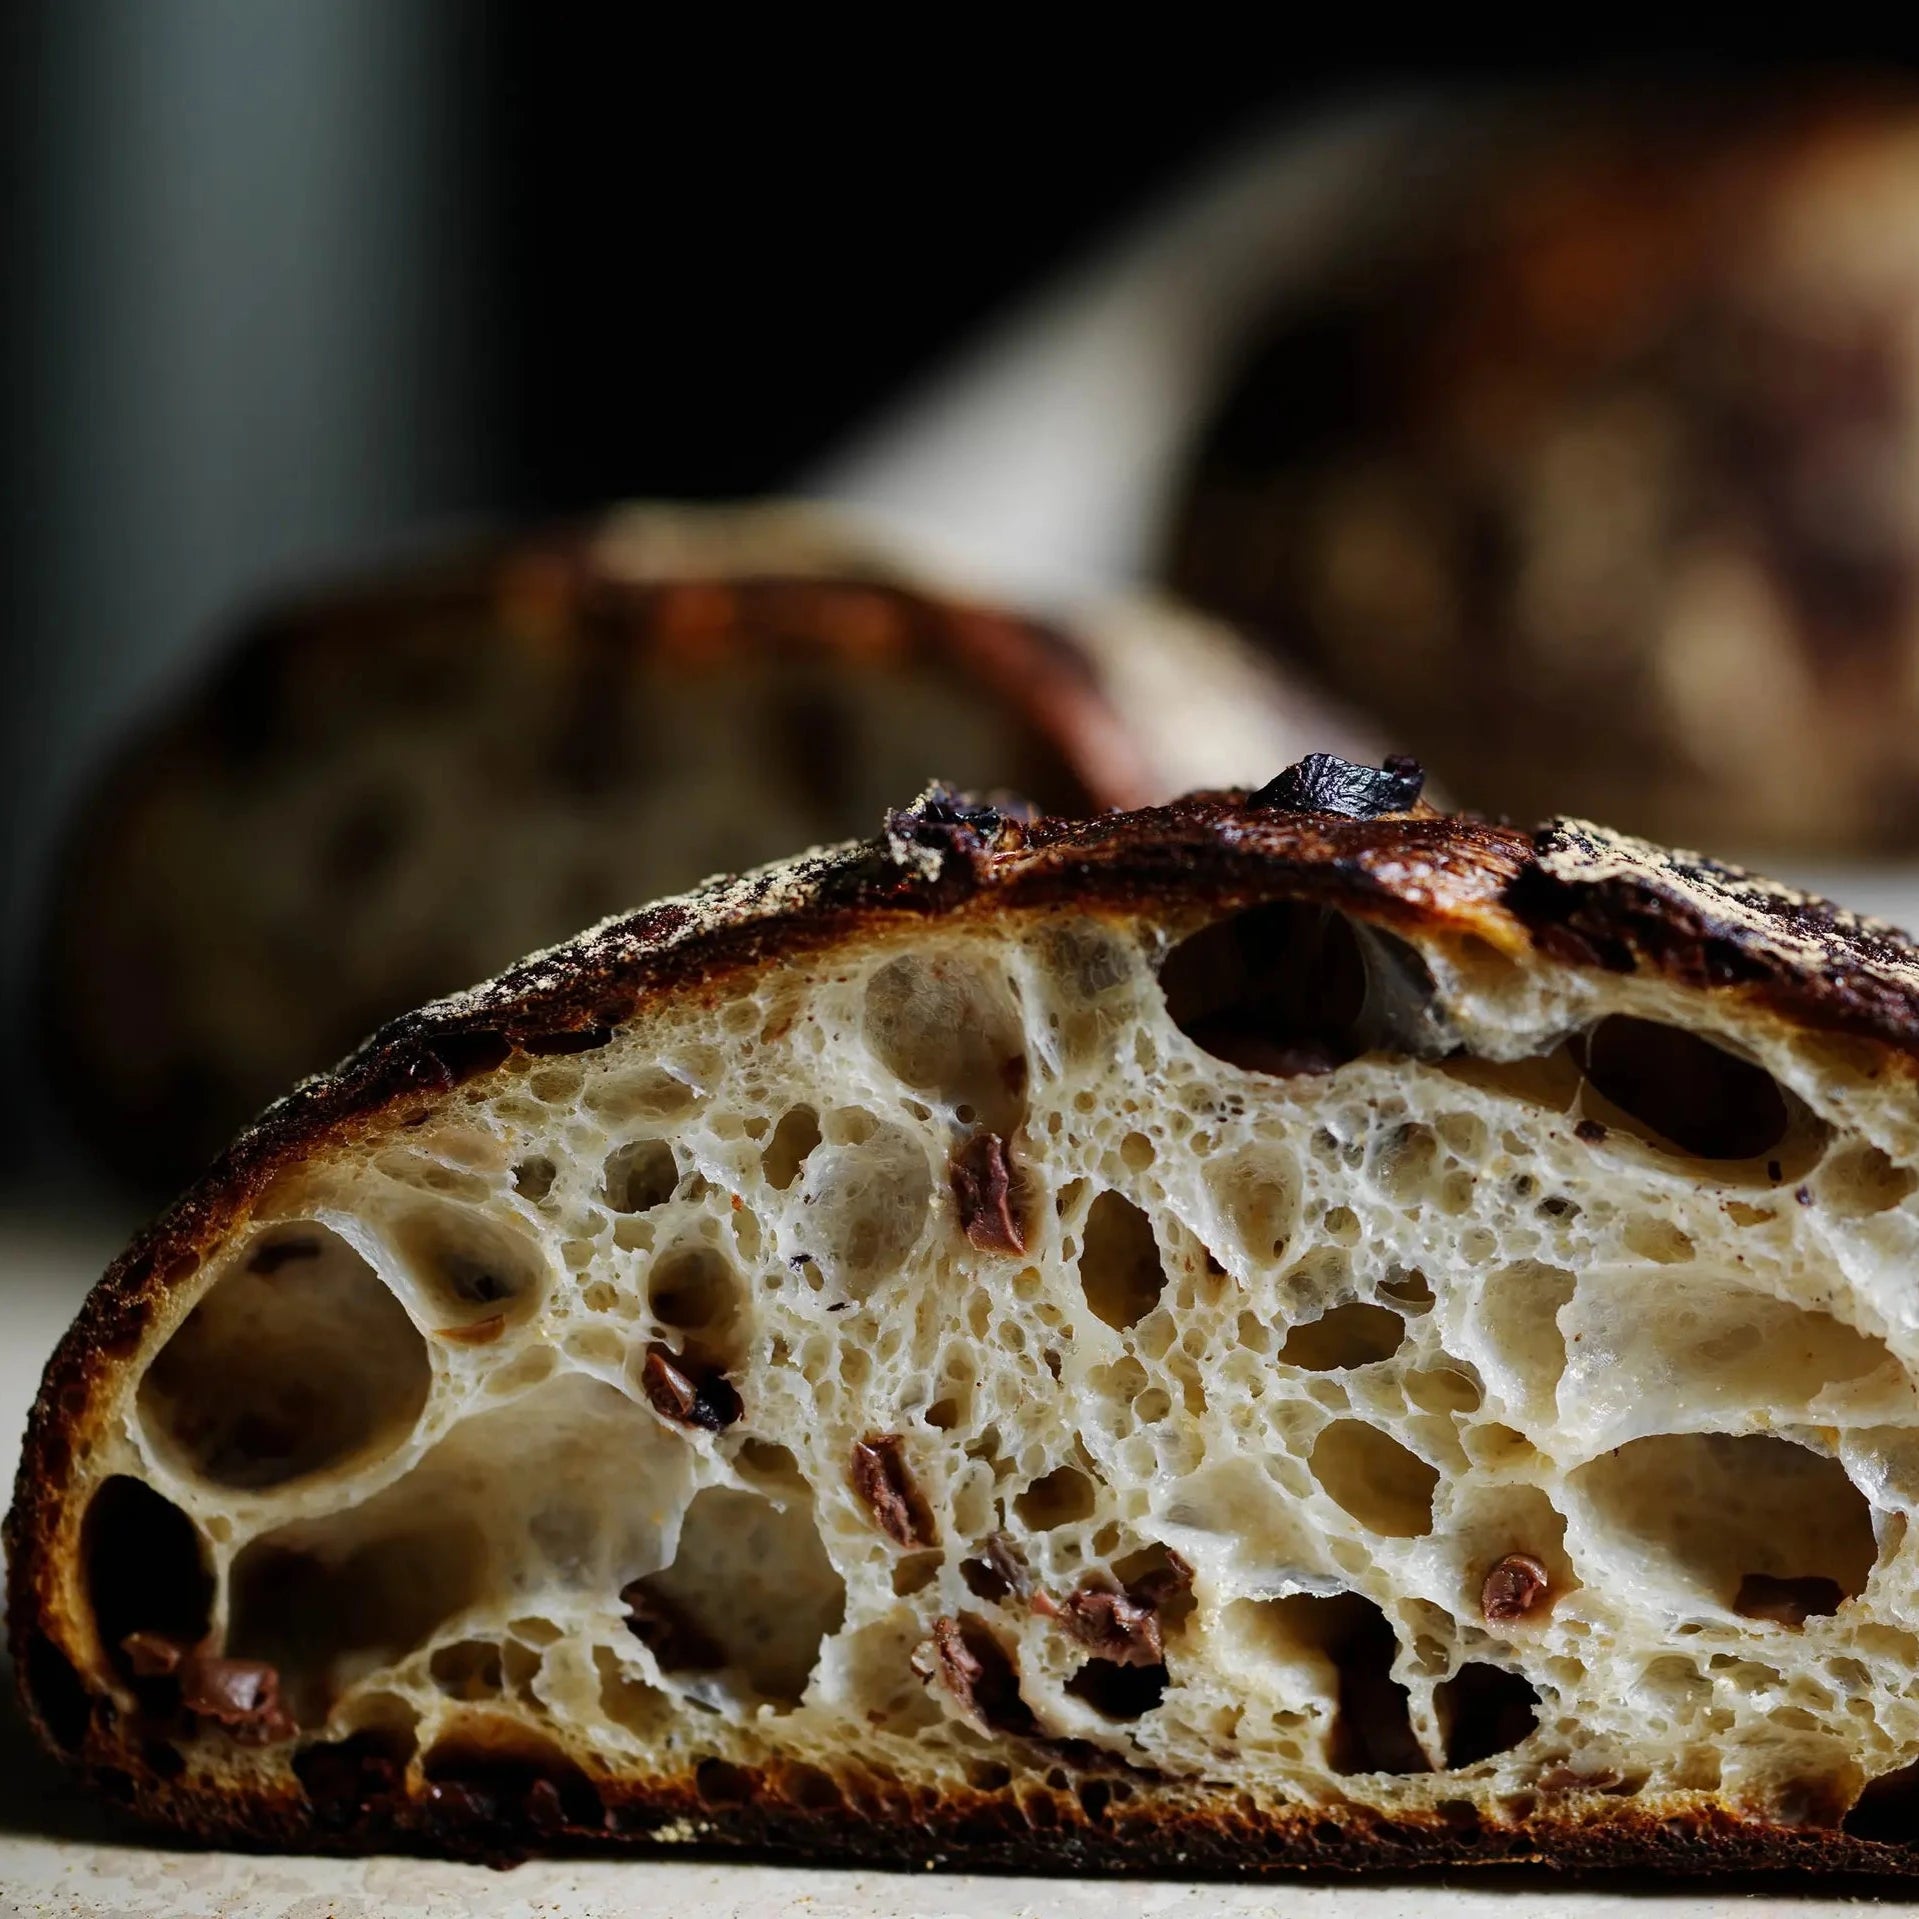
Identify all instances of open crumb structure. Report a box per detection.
[17,773,1919,1874]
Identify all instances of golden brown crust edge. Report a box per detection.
[18,780,1919,1873]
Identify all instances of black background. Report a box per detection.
[486,33,1865,508]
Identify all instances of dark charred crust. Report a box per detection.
[23,1630,91,1757]
[638,1346,742,1432]
[950,1132,1026,1254]
[886,782,1038,865]
[1251,753,1427,820]
[41,1740,1919,1877]
[1513,818,1919,1049]
[422,1738,605,1837]
[24,781,1919,1868]
[294,1730,412,1825]
[849,1434,937,1550]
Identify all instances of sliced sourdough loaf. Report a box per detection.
[15,760,1919,1873]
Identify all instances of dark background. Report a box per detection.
[0,8,1909,1182]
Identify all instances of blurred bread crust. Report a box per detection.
[1168,81,1919,856]
[43,501,1374,1188]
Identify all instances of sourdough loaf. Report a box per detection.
[16,761,1919,1873]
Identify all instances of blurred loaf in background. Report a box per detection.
[1168,82,1919,857]
[44,502,1368,1191]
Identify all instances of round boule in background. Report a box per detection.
[1167,81,1919,857]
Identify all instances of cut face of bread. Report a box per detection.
[45,502,1352,1190]
[20,770,1919,1873]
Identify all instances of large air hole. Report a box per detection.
[1558,1270,1895,1449]
[604,1138,679,1213]
[512,1157,556,1204]
[595,1647,670,1738]
[1041,922,1142,1068]
[1451,1483,1574,1620]
[1280,1302,1405,1371]
[1578,1017,1817,1170]
[585,1066,699,1124]
[1078,1192,1166,1330]
[1819,1144,1919,1218]
[23,1632,91,1756]
[647,1244,745,1345]
[628,1488,845,1709]
[622,1575,723,1674]
[1310,1422,1438,1537]
[863,951,1027,1131]
[1235,1592,1428,1774]
[1844,1761,1919,1844]
[1570,1433,1877,1618]
[138,1223,431,1489]
[1015,1464,1098,1531]
[916,1613,1035,1735]
[1065,1658,1168,1721]
[231,1525,490,1726]
[762,1107,821,1190]
[1160,902,1439,1076]
[796,1120,932,1300]
[430,1640,505,1700]
[392,1206,550,1338]
[1436,1663,1539,1768]
[83,1476,213,1676]
[231,1375,694,1722]
[1372,1122,1443,1208]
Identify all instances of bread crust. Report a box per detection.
[17,781,1919,1873]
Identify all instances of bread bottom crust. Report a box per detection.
[54,1749,1919,1877]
